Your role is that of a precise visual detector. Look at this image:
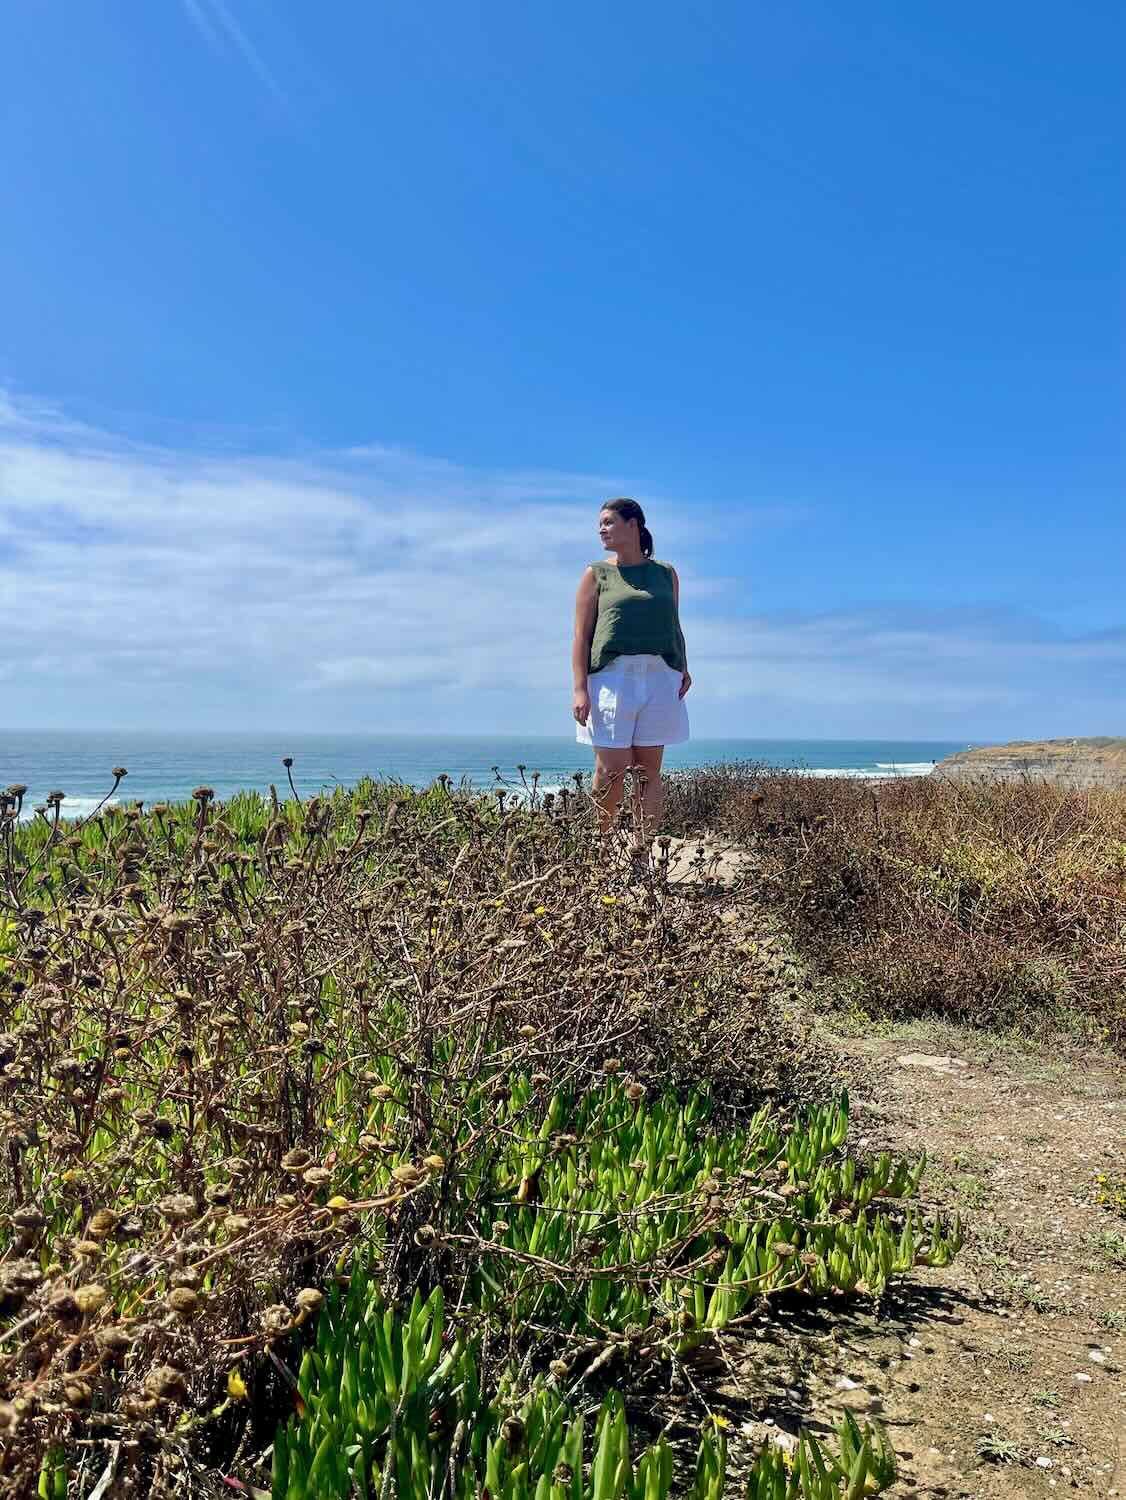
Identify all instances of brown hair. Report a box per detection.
[601,497,654,558]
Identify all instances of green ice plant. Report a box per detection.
[270,1270,896,1500]
[739,1412,896,1500]
[272,1272,707,1500]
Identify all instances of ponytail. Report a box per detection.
[638,524,654,557]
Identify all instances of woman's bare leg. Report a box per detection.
[628,745,665,852]
[591,747,634,835]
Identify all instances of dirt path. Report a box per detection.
[808,1026,1126,1497]
[657,836,1126,1496]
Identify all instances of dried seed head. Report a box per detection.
[413,1223,439,1248]
[260,1303,291,1336]
[391,1164,422,1186]
[602,1058,621,1074]
[48,1292,80,1325]
[625,1082,646,1103]
[294,1287,324,1314]
[11,1206,46,1232]
[157,1194,197,1222]
[281,1148,311,1172]
[64,1378,93,1408]
[518,1024,537,1039]
[144,1364,187,1402]
[74,1240,103,1259]
[95,1326,135,1358]
[422,1154,445,1172]
[500,1416,525,1451]
[772,1241,798,1258]
[73,1284,109,1316]
[302,1167,332,1188]
[168,1287,201,1319]
[225,1214,252,1235]
[372,1085,394,1101]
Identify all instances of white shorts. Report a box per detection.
[576,654,690,749]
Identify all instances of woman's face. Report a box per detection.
[599,509,637,552]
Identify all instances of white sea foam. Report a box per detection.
[17,796,119,823]
[803,764,934,780]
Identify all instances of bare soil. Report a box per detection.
[657,837,1126,1497]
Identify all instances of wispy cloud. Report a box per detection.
[1,390,1123,738]
[181,0,286,102]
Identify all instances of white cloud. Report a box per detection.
[1,390,1123,738]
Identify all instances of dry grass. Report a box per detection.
[665,764,1126,1050]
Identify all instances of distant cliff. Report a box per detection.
[935,737,1126,789]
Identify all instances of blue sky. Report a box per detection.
[1,0,1122,738]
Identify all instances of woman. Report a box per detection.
[572,498,691,865]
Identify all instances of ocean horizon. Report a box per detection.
[2,730,970,823]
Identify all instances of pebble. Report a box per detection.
[1073,1372,1093,1383]
[1087,1349,1106,1364]
[1036,1457,1053,1469]
[908,1337,922,1348]
[834,1376,861,1390]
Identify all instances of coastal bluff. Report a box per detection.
[934,736,1126,789]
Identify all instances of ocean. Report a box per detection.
[1,731,967,822]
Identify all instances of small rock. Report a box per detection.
[834,1377,861,1391]
[1036,1457,1053,1470]
[983,1413,995,1423]
[908,1337,922,1348]
[1087,1349,1106,1364]
[1073,1372,1093,1383]
[896,1053,967,1074]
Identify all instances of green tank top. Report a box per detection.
[588,559,687,676]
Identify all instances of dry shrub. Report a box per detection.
[0,768,824,1494]
[665,763,1126,1049]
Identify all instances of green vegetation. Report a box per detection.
[0,761,993,1497]
[277,1276,895,1500]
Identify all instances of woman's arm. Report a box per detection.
[572,567,599,724]
[669,565,692,698]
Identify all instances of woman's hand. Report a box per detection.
[678,670,692,699]
[573,688,591,726]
